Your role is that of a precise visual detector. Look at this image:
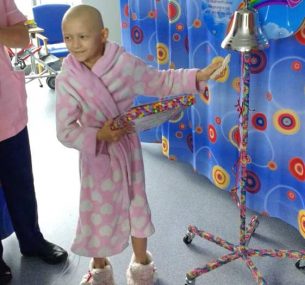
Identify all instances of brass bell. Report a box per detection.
[221,6,269,52]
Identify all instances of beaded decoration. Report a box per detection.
[111,94,195,132]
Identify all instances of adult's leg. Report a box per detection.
[0,127,67,264]
[0,127,43,252]
[0,241,3,258]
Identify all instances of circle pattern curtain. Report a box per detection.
[120,0,305,238]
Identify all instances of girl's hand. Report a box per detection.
[196,61,223,82]
[96,120,134,143]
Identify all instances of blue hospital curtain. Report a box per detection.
[120,0,305,238]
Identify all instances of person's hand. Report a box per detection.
[96,120,134,143]
[196,61,223,82]
[0,23,29,48]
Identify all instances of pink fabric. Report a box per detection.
[0,0,27,141]
[56,41,207,257]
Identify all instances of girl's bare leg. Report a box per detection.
[93,257,107,268]
[131,236,149,264]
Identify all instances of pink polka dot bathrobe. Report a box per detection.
[55,41,206,257]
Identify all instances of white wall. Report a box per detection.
[81,0,121,44]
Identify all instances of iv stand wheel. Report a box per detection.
[183,231,195,245]
[185,275,195,285]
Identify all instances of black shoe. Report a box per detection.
[0,259,12,284]
[21,239,68,265]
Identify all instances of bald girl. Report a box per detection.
[58,5,223,285]
[62,4,104,29]
[62,4,108,69]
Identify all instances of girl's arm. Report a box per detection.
[122,53,221,98]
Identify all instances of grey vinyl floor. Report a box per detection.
[2,79,305,285]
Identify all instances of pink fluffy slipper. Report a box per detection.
[80,258,115,285]
[126,251,157,285]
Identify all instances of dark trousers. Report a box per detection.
[0,127,43,254]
